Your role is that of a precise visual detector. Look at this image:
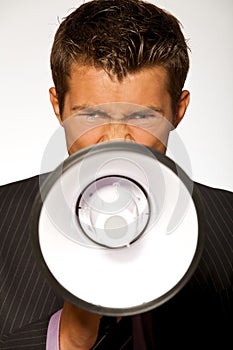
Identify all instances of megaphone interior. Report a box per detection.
[30,141,205,316]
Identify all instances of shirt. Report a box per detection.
[46,309,62,350]
[46,309,154,350]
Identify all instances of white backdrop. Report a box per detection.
[0,0,233,191]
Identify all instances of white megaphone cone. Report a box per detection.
[30,141,205,316]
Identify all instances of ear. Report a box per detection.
[173,90,190,128]
[49,87,63,125]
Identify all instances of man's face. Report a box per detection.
[50,65,189,154]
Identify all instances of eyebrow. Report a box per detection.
[71,104,91,112]
[126,106,165,117]
[147,106,164,113]
[71,104,164,115]
[72,105,111,118]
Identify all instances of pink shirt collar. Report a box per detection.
[46,309,62,350]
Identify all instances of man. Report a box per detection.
[0,0,232,349]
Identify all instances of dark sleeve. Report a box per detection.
[0,319,48,349]
[0,176,63,346]
[192,183,233,305]
[150,183,233,349]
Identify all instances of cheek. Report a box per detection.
[132,132,167,154]
[130,126,170,154]
[67,127,104,154]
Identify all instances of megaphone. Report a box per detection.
[30,141,205,316]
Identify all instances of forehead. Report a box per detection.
[69,64,168,85]
[67,64,169,98]
[62,64,173,120]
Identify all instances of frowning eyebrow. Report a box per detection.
[72,105,110,117]
[147,106,164,114]
[71,104,165,115]
[71,104,92,112]
[126,106,165,117]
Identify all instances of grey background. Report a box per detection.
[0,0,232,191]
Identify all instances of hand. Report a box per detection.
[59,301,102,350]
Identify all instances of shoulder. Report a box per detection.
[194,181,233,199]
[0,174,40,190]
[0,174,39,194]
[193,181,233,225]
[0,175,40,219]
[190,182,233,292]
[193,181,233,241]
[0,174,49,207]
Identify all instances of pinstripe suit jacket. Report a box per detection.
[0,175,232,349]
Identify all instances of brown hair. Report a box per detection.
[50,0,190,114]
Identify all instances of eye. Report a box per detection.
[78,112,98,118]
[127,112,161,121]
[76,111,111,123]
[86,113,98,120]
[134,114,154,119]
